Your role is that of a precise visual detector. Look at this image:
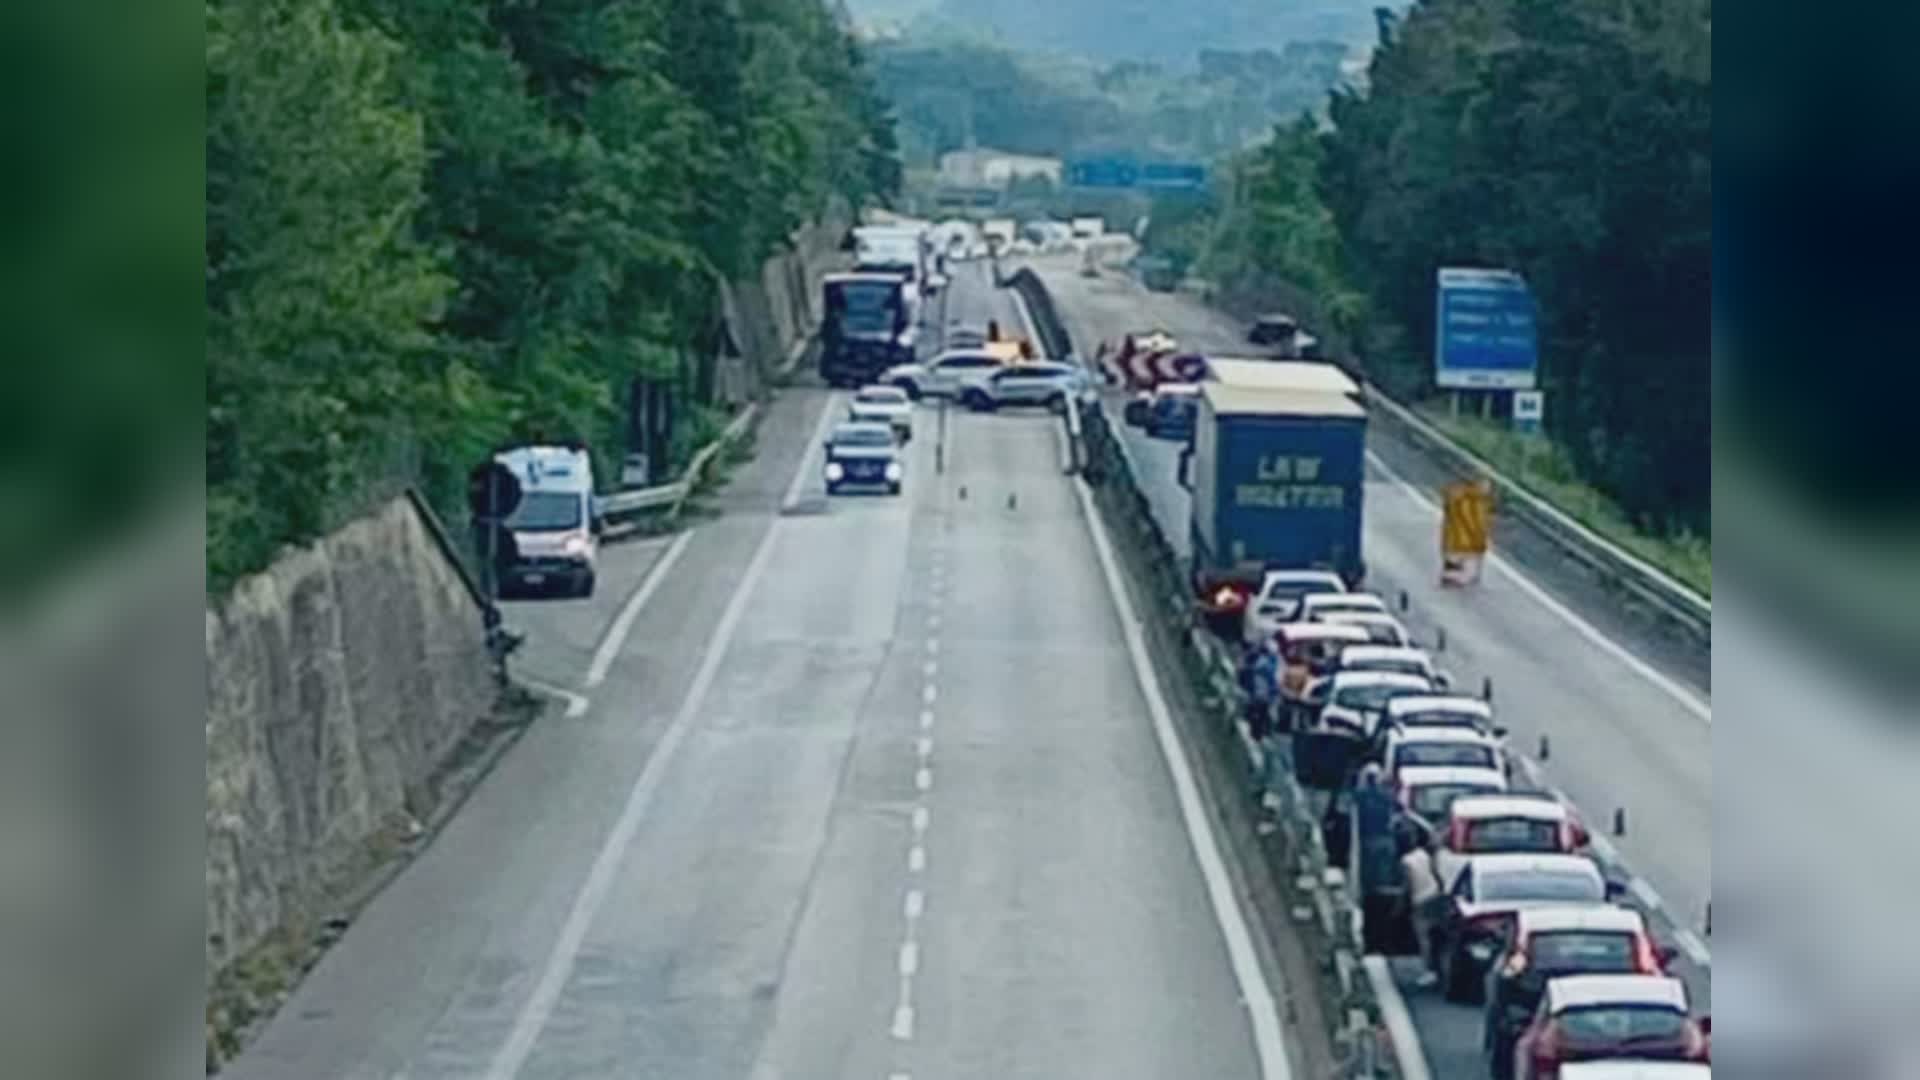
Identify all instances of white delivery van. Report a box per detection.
[492,444,600,598]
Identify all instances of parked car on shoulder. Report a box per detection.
[1432,793,1592,893]
[1510,975,1708,1078]
[1383,725,1508,782]
[1315,670,1435,739]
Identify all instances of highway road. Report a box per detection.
[1026,257,1713,1079]
[223,260,1291,1080]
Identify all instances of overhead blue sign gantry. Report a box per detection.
[1067,158,1208,192]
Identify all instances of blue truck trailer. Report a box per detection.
[1180,366,1368,595]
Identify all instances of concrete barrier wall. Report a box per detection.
[205,495,495,982]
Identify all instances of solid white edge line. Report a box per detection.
[1628,877,1663,910]
[783,389,844,513]
[585,531,693,688]
[1364,449,1711,723]
[486,508,788,1080]
[1363,956,1435,1080]
[517,677,590,720]
[1070,476,1293,1080]
[1675,929,1712,967]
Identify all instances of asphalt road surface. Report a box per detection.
[224,261,1285,1079]
[1026,256,1713,1079]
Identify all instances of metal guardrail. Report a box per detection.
[598,402,761,538]
[1363,390,1711,645]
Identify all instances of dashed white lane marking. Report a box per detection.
[1070,476,1294,1080]
[891,1002,915,1041]
[922,685,938,705]
[908,846,926,873]
[926,638,939,656]
[916,736,933,759]
[905,889,925,921]
[585,531,693,687]
[488,480,788,1080]
[1364,449,1711,723]
[915,767,933,792]
[923,659,938,678]
[911,806,930,834]
[919,709,934,730]
[898,942,920,977]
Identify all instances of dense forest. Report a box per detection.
[207,0,898,591]
[851,0,1380,63]
[1182,0,1710,539]
[869,35,1348,165]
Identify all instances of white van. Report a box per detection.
[492,445,600,598]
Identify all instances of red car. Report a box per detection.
[1484,906,1680,1078]
[1512,974,1709,1079]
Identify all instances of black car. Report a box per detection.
[823,421,904,495]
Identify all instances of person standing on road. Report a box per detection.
[1402,841,1442,988]
[1246,640,1282,805]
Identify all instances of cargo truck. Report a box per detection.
[1179,366,1368,602]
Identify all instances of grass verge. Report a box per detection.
[1417,405,1712,598]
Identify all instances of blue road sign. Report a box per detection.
[1434,267,1539,390]
[1067,158,1208,191]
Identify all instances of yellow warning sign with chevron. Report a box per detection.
[1440,479,1494,585]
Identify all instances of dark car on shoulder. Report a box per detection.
[823,421,904,495]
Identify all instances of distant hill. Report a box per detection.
[846,0,1382,64]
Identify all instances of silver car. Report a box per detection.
[957,362,1085,412]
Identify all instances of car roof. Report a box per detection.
[854,385,907,398]
[1207,358,1358,396]
[1450,793,1569,820]
[1546,974,1689,1013]
[495,445,593,492]
[831,421,894,438]
[1518,905,1647,936]
[1304,591,1385,607]
[1388,726,1499,746]
[1322,611,1401,626]
[1388,695,1494,718]
[1468,852,1601,879]
[1397,765,1507,788]
[1328,671,1433,689]
[1558,1063,1711,1080]
[1274,621,1372,642]
[1342,645,1430,664]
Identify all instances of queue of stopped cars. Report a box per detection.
[848,384,912,443]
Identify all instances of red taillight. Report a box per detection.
[1467,912,1514,940]
[1634,932,1662,974]
[1532,1023,1563,1072]
[1684,1020,1710,1061]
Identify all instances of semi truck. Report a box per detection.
[1179,362,1368,599]
[820,272,915,388]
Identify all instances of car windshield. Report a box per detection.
[1463,817,1562,853]
[1398,708,1483,727]
[1409,783,1498,820]
[507,490,583,531]
[1333,683,1422,711]
[1311,598,1377,614]
[832,426,894,447]
[855,388,906,404]
[1530,931,1639,974]
[831,282,898,334]
[1396,743,1496,769]
[1476,869,1601,903]
[1556,1004,1689,1046]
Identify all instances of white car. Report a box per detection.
[1386,694,1499,733]
[1382,725,1508,781]
[848,384,913,442]
[956,362,1085,412]
[1315,671,1434,739]
[1321,610,1413,647]
[1432,792,1590,891]
[1394,764,1509,826]
[1300,591,1390,622]
[1327,645,1453,690]
[1243,569,1347,644]
[883,348,1002,399]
